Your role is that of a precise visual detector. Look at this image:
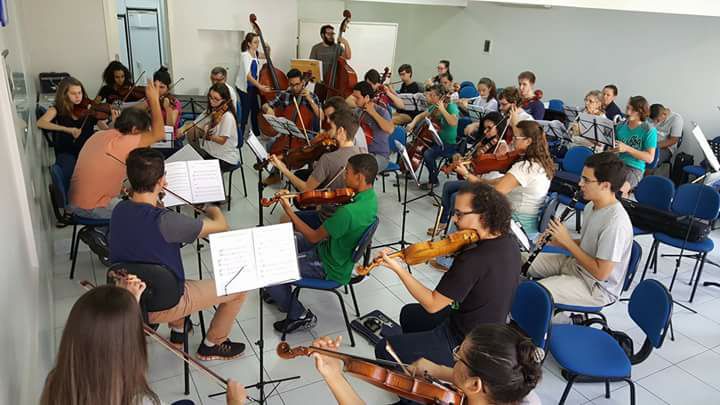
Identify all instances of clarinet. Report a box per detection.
[521,191,580,276]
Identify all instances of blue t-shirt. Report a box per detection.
[524,99,545,120]
[615,123,657,171]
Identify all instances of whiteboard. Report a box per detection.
[298,19,398,83]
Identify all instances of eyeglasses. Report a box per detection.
[579,176,599,184]
[452,209,479,219]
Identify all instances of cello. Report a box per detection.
[267,72,318,156]
[314,10,358,102]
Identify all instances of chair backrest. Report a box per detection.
[646,147,661,170]
[628,279,672,349]
[671,183,720,221]
[634,175,674,211]
[352,217,380,264]
[459,81,474,89]
[389,126,407,154]
[537,193,560,233]
[510,280,554,350]
[561,146,593,175]
[108,262,183,312]
[547,99,565,112]
[622,241,642,292]
[458,86,479,99]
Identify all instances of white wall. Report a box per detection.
[346,1,720,160]
[0,1,55,404]
[19,0,111,96]
[166,0,298,94]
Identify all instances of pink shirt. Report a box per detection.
[69,129,141,209]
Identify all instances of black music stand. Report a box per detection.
[246,132,275,226]
[575,113,616,149]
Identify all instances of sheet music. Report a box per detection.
[166,144,204,163]
[425,118,443,148]
[163,161,194,207]
[152,125,175,149]
[692,125,720,172]
[188,160,225,203]
[247,132,275,173]
[210,223,300,295]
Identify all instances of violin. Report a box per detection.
[314,10,358,102]
[73,97,113,120]
[260,188,354,208]
[210,101,229,128]
[277,342,464,405]
[115,83,147,102]
[468,149,522,175]
[284,136,339,170]
[521,89,543,109]
[250,13,288,103]
[356,229,480,276]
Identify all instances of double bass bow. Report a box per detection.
[277,342,464,405]
[315,10,358,102]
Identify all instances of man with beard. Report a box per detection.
[309,24,352,80]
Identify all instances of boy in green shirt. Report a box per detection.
[267,153,378,333]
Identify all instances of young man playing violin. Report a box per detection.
[261,68,323,185]
[268,108,363,227]
[266,154,378,334]
[109,148,249,361]
[372,182,521,401]
[352,81,395,171]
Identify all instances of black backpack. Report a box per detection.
[671,152,694,186]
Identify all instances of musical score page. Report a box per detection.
[210,223,300,295]
[162,161,194,207]
[187,160,225,203]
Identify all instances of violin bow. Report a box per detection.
[121,70,146,104]
[105,152,207,215]
[292,96,311,145]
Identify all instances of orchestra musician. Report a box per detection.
[464,87,531,156]
[268,108,363,225]
[109,148,249,361]
[323,95,368,153]
[523,152,633,307]
[649,103,684,170]
[312,324,542,405]
[602,84,623,122]
[457,77,499,114]
[261,68,323,185]
[611,96,657,194]
[569,90,607,149]
[438,72,459,101]
[371,183,521,404]
[309,24,352,79]
[211,66,239,108]
[37,77,114,163]
[426,59,450,87]
[391,63,422,125]
[134,67,182,149]
[346,69,404,111]
[406,84,459,189]
[95,60,134,103]
[235,32,271,140]
[40,283,247,405]
[352,81,395,171]
[265,154,378,334]
[183,83,241,173]
[517,71,545,120]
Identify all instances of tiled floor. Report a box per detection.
[50,149,720,404]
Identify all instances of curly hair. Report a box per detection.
[457,182,512,236]
[516,120,555,179]
[102,61,131,87]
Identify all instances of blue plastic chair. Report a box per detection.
[222,101,249,210]
[547,99,565,112]
[281,218,380,346]
[682,136,720,180]
[549,279,672,405]
[632,176,675,236]
[646,147,661,170]
[640,184,720,302]
[511,280,554,351]
[458,85,479,100]
[553,241,642,326]
[379,127,407,202]
[459,81,474,90]
[555,146,593,231]
[49,163,110,279]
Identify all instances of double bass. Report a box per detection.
[314,10,358,102]
[250,13,288,103]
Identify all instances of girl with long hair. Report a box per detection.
[40,283,246,405]
[234,32,271,139]
[96,61,134,103]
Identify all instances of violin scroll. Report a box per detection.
[276,342,309,359]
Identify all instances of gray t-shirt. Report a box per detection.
[577,201,633,300]
[309,42,344,80]
[311,145,363,189]
[158,210,203,244]
[653,112,684,153]
[356,106,391,158]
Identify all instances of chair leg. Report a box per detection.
[281,287,302,342]
[689,252,708,303]
[69,228,82,279]
[605,380,611,398]
[652,241,659,273]
[239,162,248,198]
[332,290,355,347]
[559,373,577,405]
[184,317,191,395]
[227,171,233,211]
[349,283,361,317]
[669,319,675,341]
[395,172,401,202]
[688,255,701,286]
[198,310,207,340]
[381,174,387,193]
[625,378,637,405]
[70,224,78,259]
[640,240,657,282]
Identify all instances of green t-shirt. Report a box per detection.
[615,122,657,171]
[428,102,459,145]
[317,189,378,284]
